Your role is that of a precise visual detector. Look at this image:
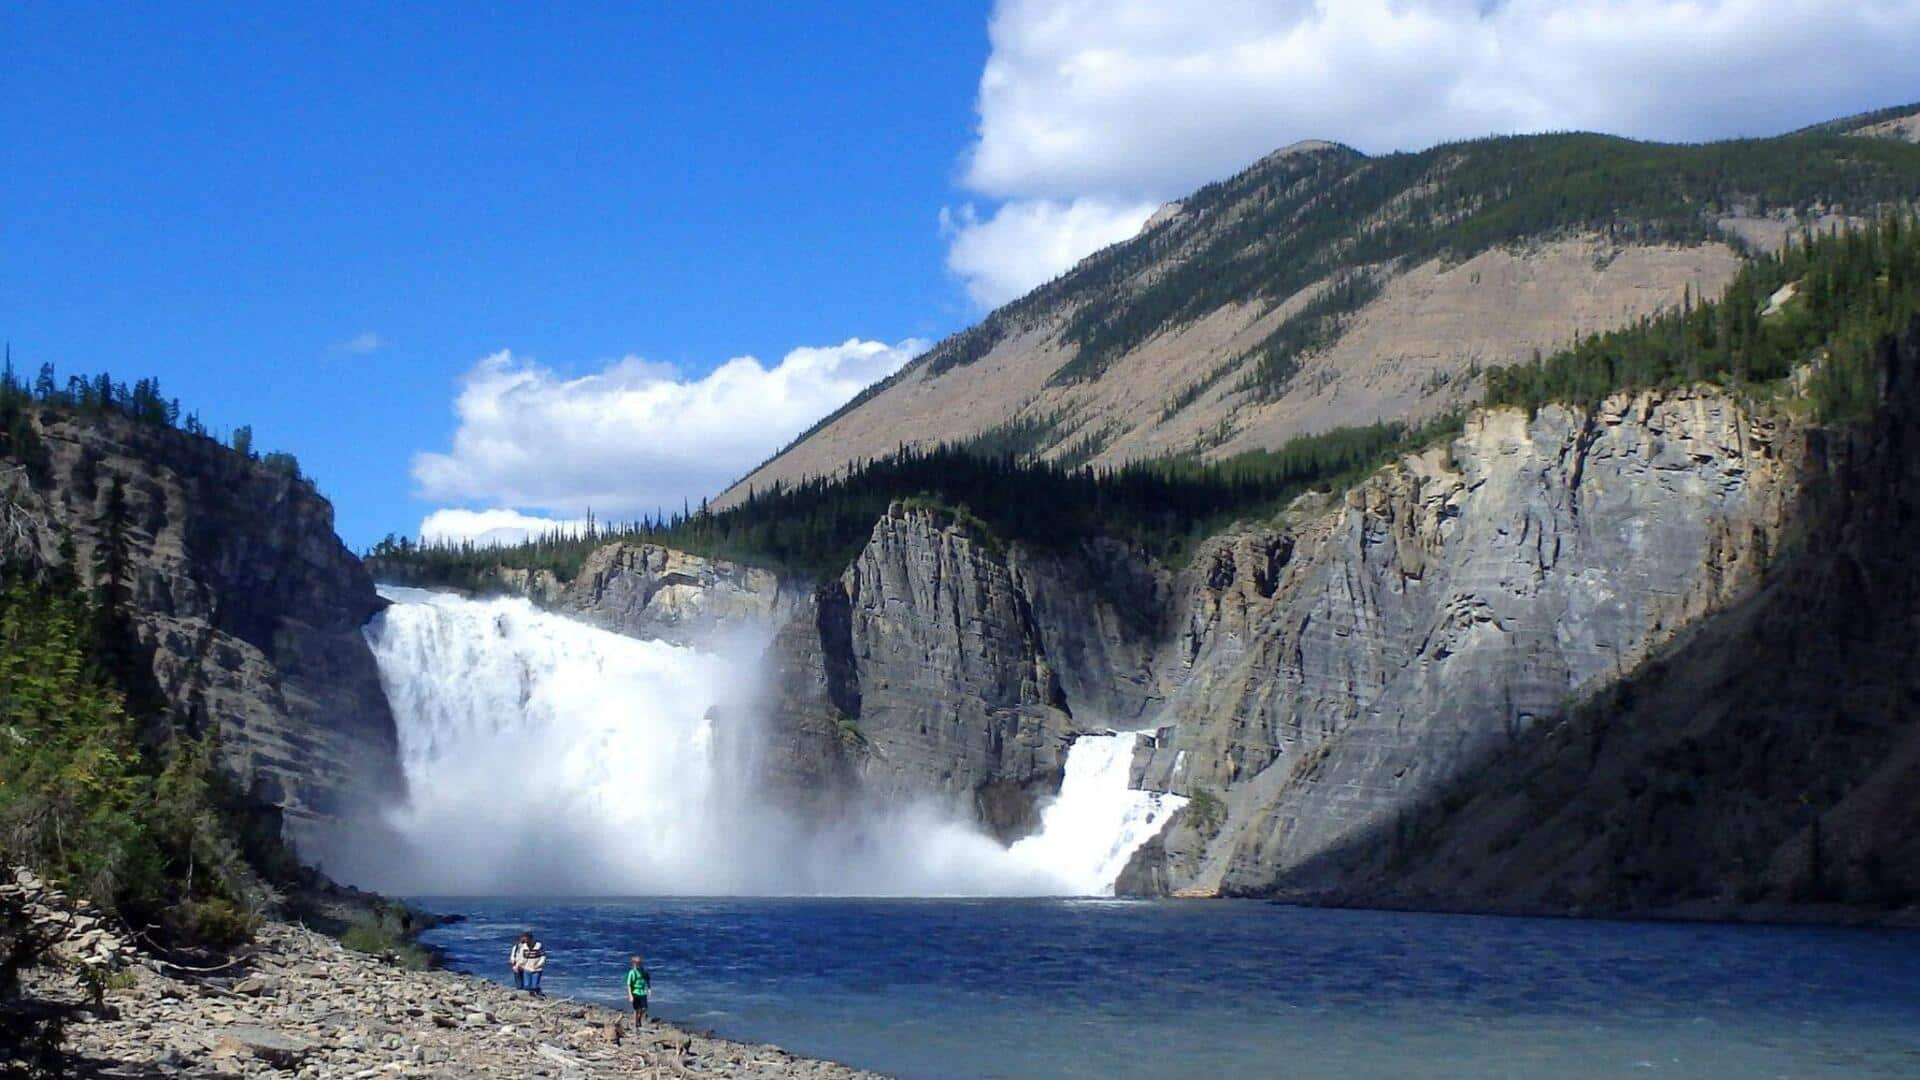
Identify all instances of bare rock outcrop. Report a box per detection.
[748,385,1807,900]
[559,542,793,646]
[833,506,1078,840]
[1,409,400,861]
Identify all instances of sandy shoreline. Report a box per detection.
[29,919,883,1078]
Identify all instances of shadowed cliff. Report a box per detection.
[1255,318,1920,922]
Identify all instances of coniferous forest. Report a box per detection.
[0,362,301,485]
[0,568,299,951]
[368,414,1460,585]
[1483,216,1920,419]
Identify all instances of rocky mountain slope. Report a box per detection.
[0,406,400,864]
[723,107,1920,507]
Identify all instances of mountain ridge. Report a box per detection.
[722,104,1920,508]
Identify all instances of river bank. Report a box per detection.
[25,918,879,1078]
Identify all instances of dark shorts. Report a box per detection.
[630,993,649,1011]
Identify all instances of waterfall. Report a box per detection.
[355,586,1181,897]
[1008,733,1188,896]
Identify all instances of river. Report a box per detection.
[417,897,1920,1078]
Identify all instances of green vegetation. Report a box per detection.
[1186,788,1227,839]
[340,903,434,969]
[958,410,1078,461]
[370,415,1463,586]
[1484,216,1920,421]
[0,568,291,950]
[366,516,644,590]
[0,357,303,483]
[1233,271,1384,402]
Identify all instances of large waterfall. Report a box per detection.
[357,587,1180,897]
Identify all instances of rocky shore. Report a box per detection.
[22,917,879,1079]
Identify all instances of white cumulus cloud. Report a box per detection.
[944,0,1920,307]
[412,337,927,519]
[417,508,596,547]
[941,197,1160,308]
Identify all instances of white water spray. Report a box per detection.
[354,587,1181,897]
[1008,733,1188,896]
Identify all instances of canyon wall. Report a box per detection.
[729,383,1810,907]
[1,410,400,862]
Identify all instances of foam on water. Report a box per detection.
[357,587,1182,897]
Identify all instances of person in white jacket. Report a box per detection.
[510,933,532,991]
[521,934,547,997]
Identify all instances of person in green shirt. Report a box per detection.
[625,955,651,1026]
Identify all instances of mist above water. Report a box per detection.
[350,587,1176,897]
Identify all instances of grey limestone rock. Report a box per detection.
[558,541,795,646]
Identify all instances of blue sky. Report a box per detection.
[4,3,988,546]
[6,1,1917,550]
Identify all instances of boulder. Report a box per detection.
[214,1025,312,1068]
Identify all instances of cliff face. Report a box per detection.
[608,505,1169,842]
[1277,318,1920,920]
[1122,389,1794,895]
[830,507,1078,840]
[1,410,400,861]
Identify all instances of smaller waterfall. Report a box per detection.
[1008,733,1188,896]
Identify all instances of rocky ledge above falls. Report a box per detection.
[559,541,795,646]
